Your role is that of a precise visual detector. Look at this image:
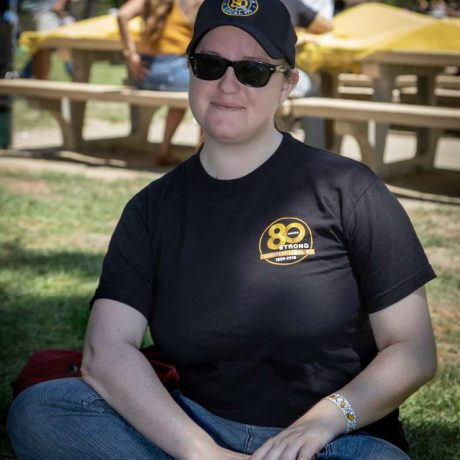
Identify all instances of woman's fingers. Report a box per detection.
[250,424,326,460]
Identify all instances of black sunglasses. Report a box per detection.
[188,53,292,88]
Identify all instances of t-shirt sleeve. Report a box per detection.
[344,177,436,313]
[90,189,157,320]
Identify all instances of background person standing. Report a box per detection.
[17,0,67,79]
[117,0,202,166]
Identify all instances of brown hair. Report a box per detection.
[141,0,202,45]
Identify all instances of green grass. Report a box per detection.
[0,168,459,458]
[0,168,155,457]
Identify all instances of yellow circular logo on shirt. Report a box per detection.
[259,217,315,266]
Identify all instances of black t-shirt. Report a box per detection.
[91,132,435,450]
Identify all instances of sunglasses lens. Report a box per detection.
[192,54,226,80]
[234,61,271,88]
[190,54,278,88]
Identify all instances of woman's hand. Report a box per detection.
[127,52,149,81]
[249,423,328,460]
[210,446,250,460]
[249,402,345,460]
[189,442,249,460]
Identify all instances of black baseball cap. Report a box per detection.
[187,0,297,67]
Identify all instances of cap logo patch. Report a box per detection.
[259,217,315,266]
[221,0,258,16]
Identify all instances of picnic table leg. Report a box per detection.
[69,50,92,150]
[369,65,397,177]
[33,98,75,149]
[129,105,157,148]
[414,72,440,171]
[320,72,339,151]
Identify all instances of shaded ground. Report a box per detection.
[4,117,460,203]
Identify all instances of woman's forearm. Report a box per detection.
[251,290,437,459]
[117,0,144,56]
[81,341,216,460]
[117,13,137,56]
[311,337,437,432]
[304,292,437,433]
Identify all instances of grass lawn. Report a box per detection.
[0,165,459,459]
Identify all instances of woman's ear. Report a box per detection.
[280,68,299,103]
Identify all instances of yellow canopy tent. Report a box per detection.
[296,2,460,73]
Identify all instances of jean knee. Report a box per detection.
[8,378,94,439]
[316,433,410,460]
[8,382,50,449]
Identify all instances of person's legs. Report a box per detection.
[135,55,190,164]
[156,108,187,165]
[173,391,283,454]
[316,433,411,460]
[31,50,51,80]
[8,381,409,460]
[27,10,60,79]
[8,378,173,460]
[175,394,410,459]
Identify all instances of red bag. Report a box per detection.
[12,346,179,398]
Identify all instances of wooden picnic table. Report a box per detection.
[319,49,460,176]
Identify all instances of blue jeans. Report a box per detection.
[8,378,410,459]
[135,54,190,91]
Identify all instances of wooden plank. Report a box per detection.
[338,73,460,90]
[338,73,417,88]
[436,75,460,90]
[0,79,122,96]
[117,88,189,108]
[289,97,460,129]
[0,79,189,108]
[363,50,460,68]
[338,85,460,106]
[38,37,124,52]
[2,79,459,130]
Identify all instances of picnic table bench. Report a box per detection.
[0,79,191,155]
[337,73,460,107]
[1,78,459,177]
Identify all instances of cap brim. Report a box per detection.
[187,22,287,63]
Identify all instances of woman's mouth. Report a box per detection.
[212,101,244,111]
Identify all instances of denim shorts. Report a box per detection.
[134,54,190,92]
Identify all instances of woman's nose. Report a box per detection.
[217,65,240,93]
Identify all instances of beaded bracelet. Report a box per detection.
[324,393,357,433]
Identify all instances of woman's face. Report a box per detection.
[188,26,297,145]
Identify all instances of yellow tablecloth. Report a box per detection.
[20,3,460,73]
[19,14,143,55]
[296,2,460,73]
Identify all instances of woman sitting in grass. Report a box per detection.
[8,0,437,458]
